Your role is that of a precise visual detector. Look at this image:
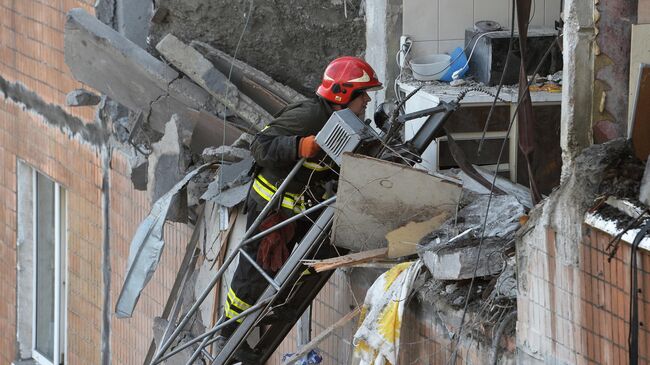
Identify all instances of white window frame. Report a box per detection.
[30,170,67,365]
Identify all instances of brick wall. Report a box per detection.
[0,96,104,363]
[109,152,193,365]
[0,0,96,123]
[518,225,650,364]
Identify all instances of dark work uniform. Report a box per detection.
[222,97,339,335]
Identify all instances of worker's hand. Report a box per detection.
[298,135,320,158]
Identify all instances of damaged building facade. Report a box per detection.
[0,0,649,365]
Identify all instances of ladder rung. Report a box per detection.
[238,248,281,291]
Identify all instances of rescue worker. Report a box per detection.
[216,56,382,363]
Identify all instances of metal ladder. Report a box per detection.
[149,158,338,365]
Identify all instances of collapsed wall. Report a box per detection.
[148,0,366,95]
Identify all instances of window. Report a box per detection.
[16,163,67,365]
[32,171,67,365]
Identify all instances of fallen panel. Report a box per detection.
[64,9,215,133]
[332,154,462,252]
[115,164,213,318]
[421,237,511,280]
[156,34,271,130]
[191,41,305,115]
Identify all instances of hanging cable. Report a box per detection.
[448,32,563,365]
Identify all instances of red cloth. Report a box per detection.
[257,212,296,272]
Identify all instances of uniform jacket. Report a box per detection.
[249,97,338,212]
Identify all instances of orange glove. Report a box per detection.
[298,135,320,158]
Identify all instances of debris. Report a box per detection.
[65,88,100,106]
[200,157,254,202]
[282,308,359,365]
[130,159,148,191]
[187,109,243,155]
[303,248,388,273]
[353,261,423,365]
[457,166,533,209]
[421,237,510,280]
[281,350,323,365]
[494,257,517,300]
[231,132,255,149]
[147,115,191,221]
[450,79,466,87]
[206,183,250,208]
[151,6,170,24]
[155,34,271,129]
[115,163,213,318]
[201,145,252,164]
[640,158,650,205]
[333,154,462,252]
[64,9,217,133]
[152,317,194,365]
[385,212,450,258]
[192,41,305,115]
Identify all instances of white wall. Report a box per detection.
[403,0,562,57]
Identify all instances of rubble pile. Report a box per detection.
[412,193,524,359]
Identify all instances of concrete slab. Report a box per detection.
[147,115,190,221]
[65,88,101,106]
[64,9,215,133]
[156,34,271,130]
[191,41,305,115]
[421,237,511,280]
[332,153,462,252]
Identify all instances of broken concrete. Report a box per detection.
[230,132,255,150]
[191,41,305,115]
[152,317,193,365]
[494,257,517,300]
[421,237,511,280]
[130,160,148,191]
[156,34,272,130]
[64,9,219,133]
[201,145,251,164]
[66,88,101,106]
[419,194,525,248]
[201,157,254,202]
[147,115,190,220]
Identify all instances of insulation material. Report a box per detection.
[115,164,213,318]
[353,260,424,365]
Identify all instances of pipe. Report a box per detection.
[490,310,517,365]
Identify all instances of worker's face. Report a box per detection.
[347,91,371,118]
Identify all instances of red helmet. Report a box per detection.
[316,56,383,105]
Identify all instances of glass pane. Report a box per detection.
[35,173,55,362]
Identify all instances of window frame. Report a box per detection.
[30,170,67,365]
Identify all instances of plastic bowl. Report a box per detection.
[409,54,452,81]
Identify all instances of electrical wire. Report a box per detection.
[448,34,563,365]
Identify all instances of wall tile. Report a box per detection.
[473,0,510,30]
[439,0,474,40]
[403,0,439,41]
